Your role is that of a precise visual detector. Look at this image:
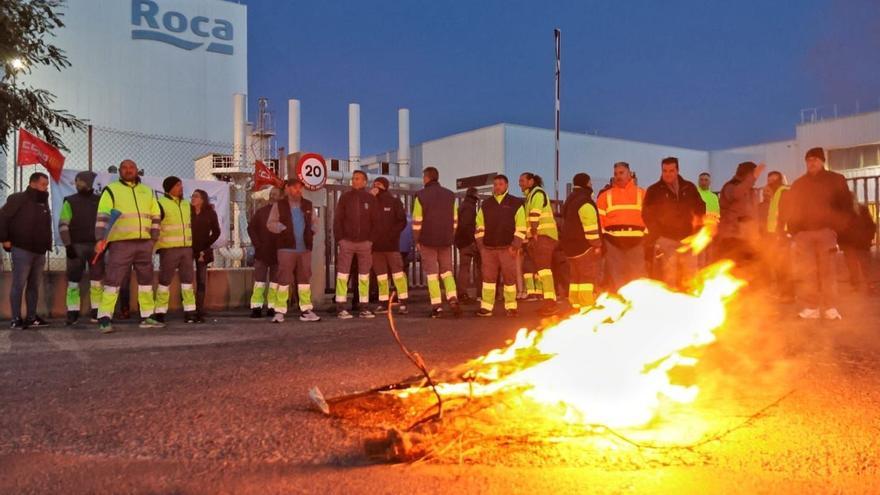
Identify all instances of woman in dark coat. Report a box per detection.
[191,189,221,322]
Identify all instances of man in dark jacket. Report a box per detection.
[413,167,462,318]
[643,157,706,288]
[247,187,281,318]
[59,171,103,326]
[455,187,480,303]
[369,177,409,315]
[838,197,876,293]
[787,147,853,320]
[560,173,602,310]
[718,161,765,266]
[334,170,378,319]
[268,179,320,323]
[0,172,52,329]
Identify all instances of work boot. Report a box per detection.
[153,313,166,324]
[538,300,559,316]
[397,303,409,315]
[184,312,197,324]
[267,308,276,318]
[272,313,285,323]
[250,308,263,319]
[476,308,493,317]
[430,307,444,319]
[299,310,321,322]
[25,316,49,328]
[359,309,376,319]
[98,318,115,334]
[10,318,26,330]
[139,317,165,329]
[65,311,80,327]
[337,309,353,320]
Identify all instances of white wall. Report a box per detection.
[418,125,506,189]
[22,0,247,142]
[796,111,880,153]
[503,124,710,196]
[709,140,800,184]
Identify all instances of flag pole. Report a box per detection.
[554,28,561,204]
[12,129,18,193]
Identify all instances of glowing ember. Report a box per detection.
[395,261,744,429]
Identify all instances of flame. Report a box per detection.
[677,223,716,255]
[395,261,744,429]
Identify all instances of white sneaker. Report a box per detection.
[299,310,321,322]
[337,310,353,320]
[272,313,285,323]
[823,308,843,320]
[798,308,821,320]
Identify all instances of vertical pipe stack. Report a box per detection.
[348,103,361,173]
[233,93,247,169]
[288,99,301,154]
[398,108,410,179]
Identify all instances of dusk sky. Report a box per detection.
[244,0,880,160]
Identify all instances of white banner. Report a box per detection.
[50,170,230,248]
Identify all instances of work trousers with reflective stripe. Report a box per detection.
[793,229,838,309]
[276,250,313,313]
[527,235,557,301]
[156,247,195,314]
[604,239,646,292]
[372,251,408,302]
[65,242,105,314]
[336,239,372,307]
[567,249,599,309]
[99,240,155,320]
[480,247,518,311]
[419,244,457,306]
[251,259,279,310]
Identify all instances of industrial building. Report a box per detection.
[2,0,248,192]
[362,110,880,201]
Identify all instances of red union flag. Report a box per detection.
[17,128,66,182]
[252,160,283,191]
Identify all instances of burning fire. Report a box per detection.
[395,261,744,429]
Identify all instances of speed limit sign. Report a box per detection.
[296,153,327,191]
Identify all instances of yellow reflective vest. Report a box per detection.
[96,180,161,242]
[526,186,559,240]
[766,185,789,234]
[156,195,193,249]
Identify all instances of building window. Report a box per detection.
[828,144,880,171]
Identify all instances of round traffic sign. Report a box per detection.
[296,153,327,191]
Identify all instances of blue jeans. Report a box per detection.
[10,247,46,320]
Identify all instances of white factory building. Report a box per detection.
[2,0,247,193]
[362,111,880,200]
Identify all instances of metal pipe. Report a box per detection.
[348,103,360,173]
[398,108,410,178]
[288,99,301,154]
[327,170,422,188]
[233,93,247,168]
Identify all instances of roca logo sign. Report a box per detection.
[130,0,234,55]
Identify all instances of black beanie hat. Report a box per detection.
[163,176,181,193]
[374,176,390,190]
[572,173,591,189]
[805,147,826,162]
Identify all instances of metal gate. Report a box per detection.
[322,184,470,293]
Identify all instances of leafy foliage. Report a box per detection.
[1,0,85,152]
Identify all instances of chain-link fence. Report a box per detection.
[2,125,233,271]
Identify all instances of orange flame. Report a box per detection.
[395,261,744,429]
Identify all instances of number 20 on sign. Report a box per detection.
[296,153,327,191]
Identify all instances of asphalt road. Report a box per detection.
[1,291,879,494]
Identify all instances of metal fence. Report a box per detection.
[2,125,233,271]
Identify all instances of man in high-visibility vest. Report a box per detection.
[95,159,163,333]
[697,172,720,224]
[154,176,196,324]
[519,172,559,316]
[59,171,104,326]
[595,162,647,291]
[560,173,602,310]
[762,170,794,301]
[413,167,462,318]
[475,175,527,317]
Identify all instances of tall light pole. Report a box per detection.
[554,29,561,203]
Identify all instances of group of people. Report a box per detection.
[0,146,873,330]
[0,159,221,332]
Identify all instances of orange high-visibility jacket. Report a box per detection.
[596,180,647,239]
